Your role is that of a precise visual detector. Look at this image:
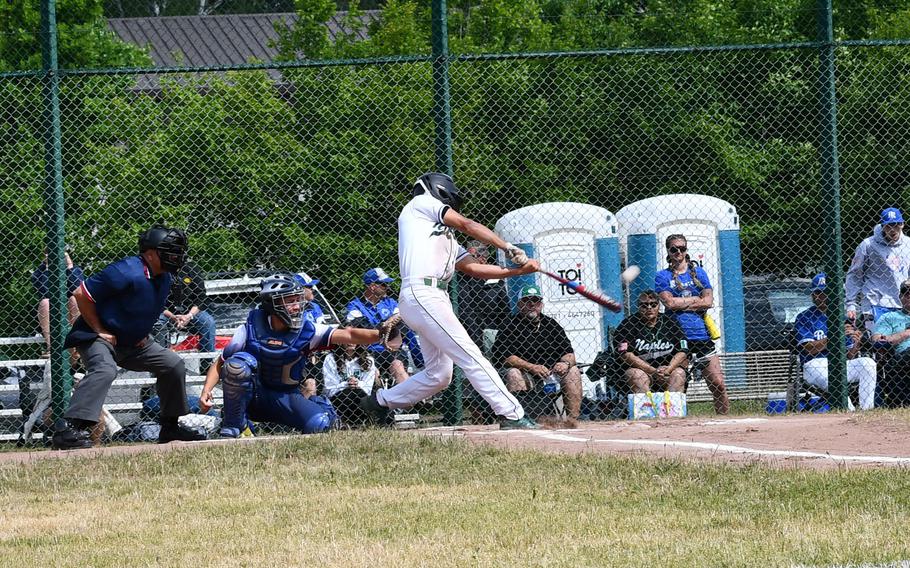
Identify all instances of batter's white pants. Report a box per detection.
[376,284,524,420]
[802,356,877,411]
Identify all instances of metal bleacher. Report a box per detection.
[685,349,792,403]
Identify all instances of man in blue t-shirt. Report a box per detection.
[794,273,877,410]
[872,278,910,406]
[346,267,423,385]
[52,225,207,449]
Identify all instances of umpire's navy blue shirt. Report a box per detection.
[72,255,171,347]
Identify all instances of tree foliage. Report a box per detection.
[1,1,909,336]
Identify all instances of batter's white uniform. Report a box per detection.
[375,193,525,420]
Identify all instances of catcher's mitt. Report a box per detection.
[377,314,403,351]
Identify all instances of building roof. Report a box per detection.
[107,11,379,68]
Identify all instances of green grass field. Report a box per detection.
[2,430,910,567]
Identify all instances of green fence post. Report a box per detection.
[40,0,72,419]
[432,0,462,425]
[817,0,848,409]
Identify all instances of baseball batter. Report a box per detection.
[361,172,541,429]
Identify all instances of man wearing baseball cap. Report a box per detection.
[846,207,910,324]
[346,267,423,387]
[490,283,583,419]
[871,278,910,407]
[794,273,877,410]
[294,272,326,325]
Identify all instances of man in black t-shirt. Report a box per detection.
[491,284,582,418]
[154,262,216,353]
[614,290,688,393]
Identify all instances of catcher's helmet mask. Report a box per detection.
[138,225,188,273]
[413,172,465,211]
[259,274,307,330]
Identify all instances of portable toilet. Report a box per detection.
[615,194,744,354]
[495,202,622,398]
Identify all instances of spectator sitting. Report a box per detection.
[346,267,423,386]
[294,272,328,324]
[871,278,910,407]
[294,272,327,397]
[491,284,582,419]
[795,273,877,411]
[846,207,910,325]
[32,246,84,358]
[615,290,688,394]
[154,261,216,354]
[322,341,377,427]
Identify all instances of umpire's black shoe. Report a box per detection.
[158,422,207,444]
[360,392,390,426]
[51,419,94,450]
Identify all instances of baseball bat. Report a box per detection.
[538,270,622,313]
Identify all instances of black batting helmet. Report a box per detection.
[413,172,464,211]
[139,225,188,273]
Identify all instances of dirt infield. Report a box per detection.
[3,412,909,469]
[417,413,910,469]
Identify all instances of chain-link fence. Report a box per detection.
[3,3,910,444]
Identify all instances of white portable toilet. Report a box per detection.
[495,202,622,399]
[616,194,744,354]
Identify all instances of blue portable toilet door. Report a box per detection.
[656,222,724,353]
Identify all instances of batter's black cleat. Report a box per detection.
[359,392,390,425]
[51,419,94,450]
[498,416,541,430]
[158,422,207,443]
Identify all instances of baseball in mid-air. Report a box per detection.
[621,265,640,284]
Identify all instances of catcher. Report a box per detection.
[199,274,402,436]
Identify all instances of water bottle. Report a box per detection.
[542,373,561,394]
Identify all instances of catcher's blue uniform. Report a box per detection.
[218,309,337,436]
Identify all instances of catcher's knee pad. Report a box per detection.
[305,395,338,432]
[220,352,258,435]
[303,412,333,434]
[221,352,258,387]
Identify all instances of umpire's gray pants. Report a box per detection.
[65,337,189,423]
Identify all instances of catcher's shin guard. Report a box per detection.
[219,353,257,437]
[302,395,337,433]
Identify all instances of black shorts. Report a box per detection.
[687,340,717,367]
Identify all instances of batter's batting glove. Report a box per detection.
[505,244,529,266]
[377,314,404,351]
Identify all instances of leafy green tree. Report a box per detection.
[0,0,150,70]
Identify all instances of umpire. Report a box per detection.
[52,225,206,449]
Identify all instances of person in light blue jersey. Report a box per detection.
[872,278,910,407]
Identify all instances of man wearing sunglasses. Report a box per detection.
[346,267,422,386]
[615,290,689,394]
[491,284,582,419]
